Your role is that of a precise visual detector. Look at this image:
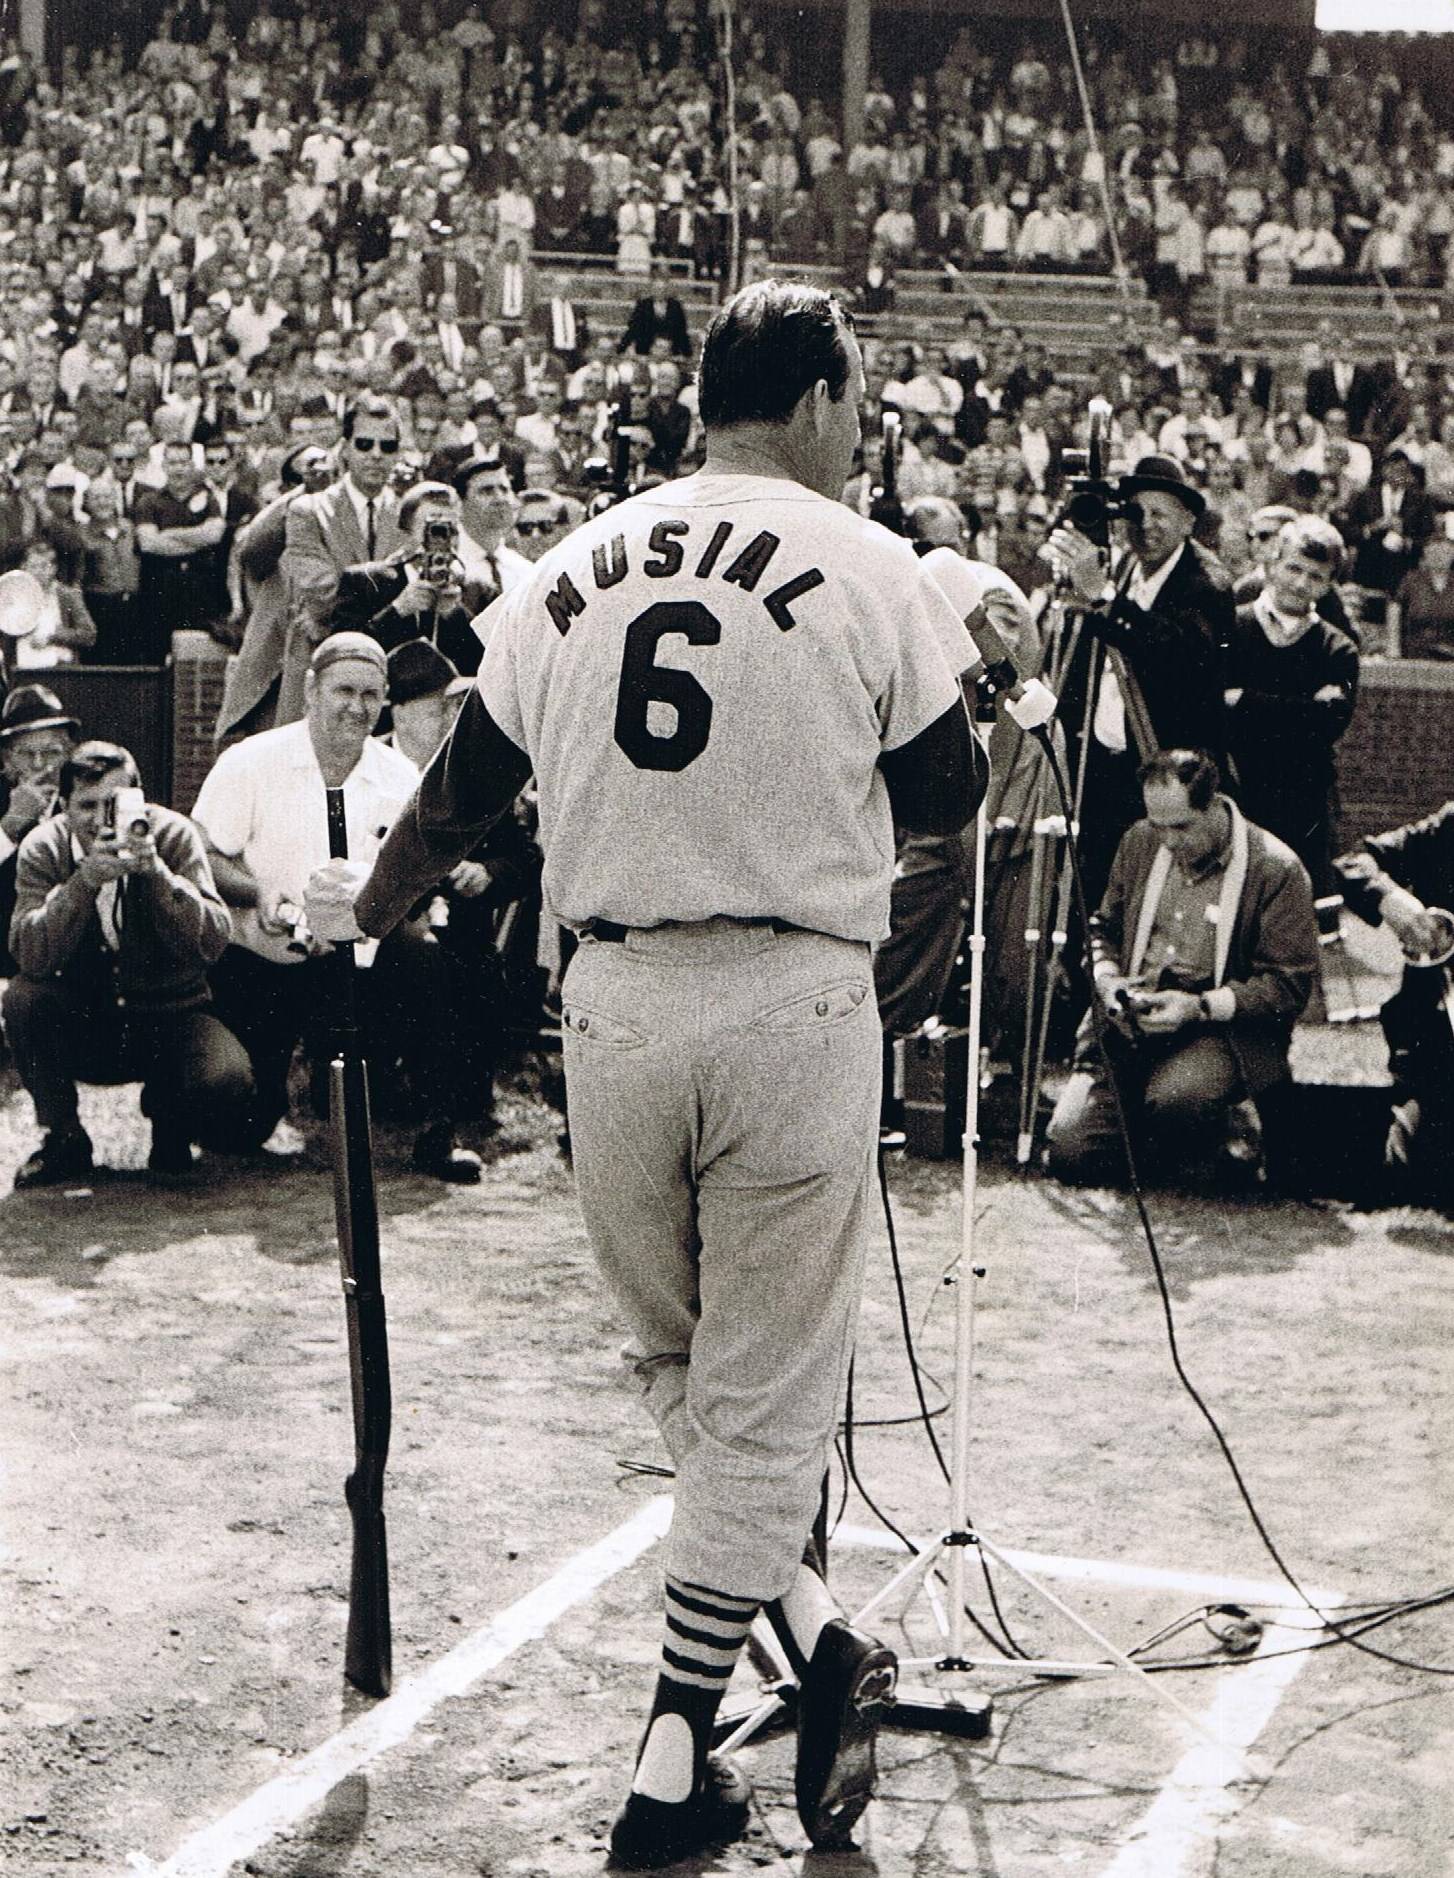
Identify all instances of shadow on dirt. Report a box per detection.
[273,1769,372,1875]
[1385,1212,1454,1257]
[0,1154,340,1283]
[1027,1179,1358,1297]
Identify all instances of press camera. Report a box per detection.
[1055,397,1131,548]
[103,786,150,856]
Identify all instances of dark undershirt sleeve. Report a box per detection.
[879,697,987,837]
[356,688,534,938]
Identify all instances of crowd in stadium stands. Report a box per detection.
[0,1,1452,1190]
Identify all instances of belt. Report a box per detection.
[584,917,805,943]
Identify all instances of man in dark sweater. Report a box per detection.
[3,741,255,1187]
[1223,516,1359,928]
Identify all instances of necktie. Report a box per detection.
[366,499,377,558]
[486,552,500,596]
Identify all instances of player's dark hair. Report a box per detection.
[1138,747,1220,810]
[343,393,400,441]
[698,279,854,429]
[59,740,138,801]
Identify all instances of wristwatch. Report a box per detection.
[1196,992,1213,1022]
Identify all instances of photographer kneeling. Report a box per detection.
[327,481,485,677]
[3,742,256,1188]
[1045,748,1318,1189]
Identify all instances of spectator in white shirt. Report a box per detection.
[226,282,288,364]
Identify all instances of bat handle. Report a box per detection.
[326,785,349,864]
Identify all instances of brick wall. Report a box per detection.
[1335,660,1454,850]
[169,631,229,815]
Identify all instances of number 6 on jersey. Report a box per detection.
[613,600,722,772]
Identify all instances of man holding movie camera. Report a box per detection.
[326,479,486,678]
[3,740,256,1188]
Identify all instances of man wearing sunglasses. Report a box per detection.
[280,394,408,718]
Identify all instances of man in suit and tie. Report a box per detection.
[116,275,153,357]
[528,272,591,370]
[1213,352,1274,414]
[179,303,223,375]
[144,261,195,339]
[479,237,538,335]
[1306,349,1377,436]
[105,437,148,520]
[1045,454,1237,912]
[216,443,334,743]
[280,394,408,721]
[433,292,478,375]
[1344,447,1438,596]
[326,479,486,678]
[421,223,483,321]
[618,261,692,359]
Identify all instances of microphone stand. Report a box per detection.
[846,706,1256,1770]
[716,637,1253,1775]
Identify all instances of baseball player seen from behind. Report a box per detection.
[306,278,989,1869]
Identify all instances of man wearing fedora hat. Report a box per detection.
[0,684,81,975]
[1046,450,1236,910]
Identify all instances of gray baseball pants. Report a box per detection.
[562,918,882,1602]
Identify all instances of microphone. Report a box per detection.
[920,546,1057,731]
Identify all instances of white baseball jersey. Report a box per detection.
[474,470,973,943]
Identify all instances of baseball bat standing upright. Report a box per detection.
[325,784,393,1697]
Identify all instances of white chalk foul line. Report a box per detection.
[135,1494,673,1878]
[1096,1613,1336,1878]
[832,1520,1341,1878]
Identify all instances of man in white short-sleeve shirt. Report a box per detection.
[306,282,987,1864]
[194,633,484,1182]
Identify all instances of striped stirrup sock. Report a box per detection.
[630,1578,759,1803]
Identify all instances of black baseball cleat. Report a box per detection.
[795,1620,897,1848]
[607,1752,752,1870]
[14,1127,94,1191]
[411,1123,483,1184]
[148,1120,199,1183]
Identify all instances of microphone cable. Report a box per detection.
[1032,724,1454,1679]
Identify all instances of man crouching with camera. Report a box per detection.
[3,742,256,1188]
[326,481,485,677]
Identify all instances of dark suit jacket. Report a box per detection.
[1305,361,1377,433]
[1091,538,1236,763]
[478,256,539,327]
[1213,357,1274,412]
[1224,599,1359,820]
[529,297,591,365]
[619,294,691,358]
[420,250,483,320]
[329,559,484,677]
[1344,481,1437,593]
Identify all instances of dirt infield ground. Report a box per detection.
[2,1011,1453,1877]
